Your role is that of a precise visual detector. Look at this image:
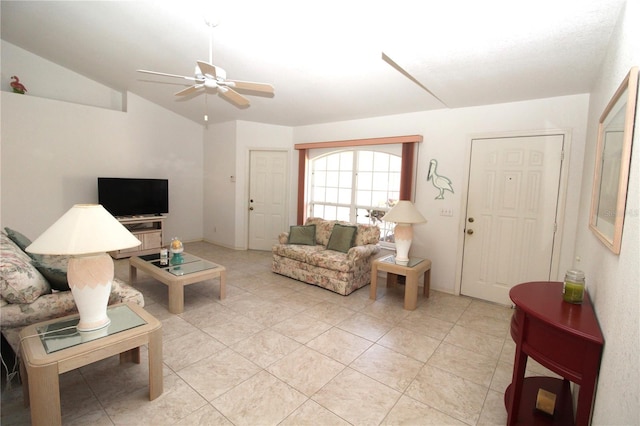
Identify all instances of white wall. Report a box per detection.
[1,40,123,111]
[574,0,639,423]
[294,94,589,295]
[203,120,294,249]
[203,121,237,248]
[1,90,204,243]
[1,41,204,243]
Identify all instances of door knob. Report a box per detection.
[468,217,475,223]
[466,229,474,235]
[249,207,254,211]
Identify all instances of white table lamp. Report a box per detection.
[382,200,427,265]
[26,204,141,331]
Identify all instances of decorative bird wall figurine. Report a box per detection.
[10,76,27,94]
[427,159,454,200]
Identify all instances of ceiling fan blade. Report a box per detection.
[381,52,448,107]
[219,86,250,107]
[196,61,218,79]
[224,80,274,94]
[174,84,203,96]
[137,69,198,81]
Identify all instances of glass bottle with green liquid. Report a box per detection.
[563,269,585,304]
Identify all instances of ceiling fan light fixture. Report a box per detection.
[203,16,219,29]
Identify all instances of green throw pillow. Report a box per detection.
[327,224,357,253]
[288,225,316,245]
[4,227,32,251]
[33,259,70,291]
[30,254,71,292]
[3,227,70,291]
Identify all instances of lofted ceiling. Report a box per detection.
[1,0,625,126]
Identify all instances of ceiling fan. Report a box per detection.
[381,52,447,107]
[137,62,274,107]
[137,21,274,109]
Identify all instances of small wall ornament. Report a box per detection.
[10,76,27,94]
[427,159,454,200]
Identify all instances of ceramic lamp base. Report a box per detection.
[67,253,114,332]
[393,223,414,265]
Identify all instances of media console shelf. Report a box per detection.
[505,281,604,425]
[110,215,166,259]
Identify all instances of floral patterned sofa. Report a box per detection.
[272,217,380,295]
[0,229,144,358]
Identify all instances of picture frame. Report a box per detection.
[589,66,638,254]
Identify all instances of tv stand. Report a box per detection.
[110,215,166,259]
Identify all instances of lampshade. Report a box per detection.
[26,204,141,255]
[382,200,427,224]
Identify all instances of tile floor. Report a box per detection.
[1,241,558,425]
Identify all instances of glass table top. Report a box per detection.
[140,252,220,276]
[166,260,220,276]
[380,255,425,268]
[142,252,200,267]
[37,304,147,354]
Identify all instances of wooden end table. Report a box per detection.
[19,303,162,426]
[369,255,432,310]
[505,281,604,425]
[129,252,226,314]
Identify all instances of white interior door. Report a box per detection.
[461,135,564,305]
[248,150,288,251]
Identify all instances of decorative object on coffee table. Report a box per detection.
[26,204,141,331]
[169,237,184,264]
[382,201,427,265]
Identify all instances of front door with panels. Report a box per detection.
[248,150,288,251]
[460,135,564,305]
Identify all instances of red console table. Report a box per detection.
[505,281,604,425]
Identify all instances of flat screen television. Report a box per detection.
[98,177,169,217]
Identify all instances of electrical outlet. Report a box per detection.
[440,208,454,217]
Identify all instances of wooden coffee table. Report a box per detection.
[370,255,432,310]
[129,252,226,314]
[19,303,162,426]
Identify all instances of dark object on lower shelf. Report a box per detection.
[505,377,574,425]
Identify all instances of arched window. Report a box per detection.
[295,135,422,246]
[309,149,401,243]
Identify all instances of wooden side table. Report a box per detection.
[369,255,431,310]
[506,281,604,425]
[19,303,163,426]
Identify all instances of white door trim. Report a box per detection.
[454,129,572,299]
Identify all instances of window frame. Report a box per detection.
[295,135,422,225]
[307,147,402,241]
